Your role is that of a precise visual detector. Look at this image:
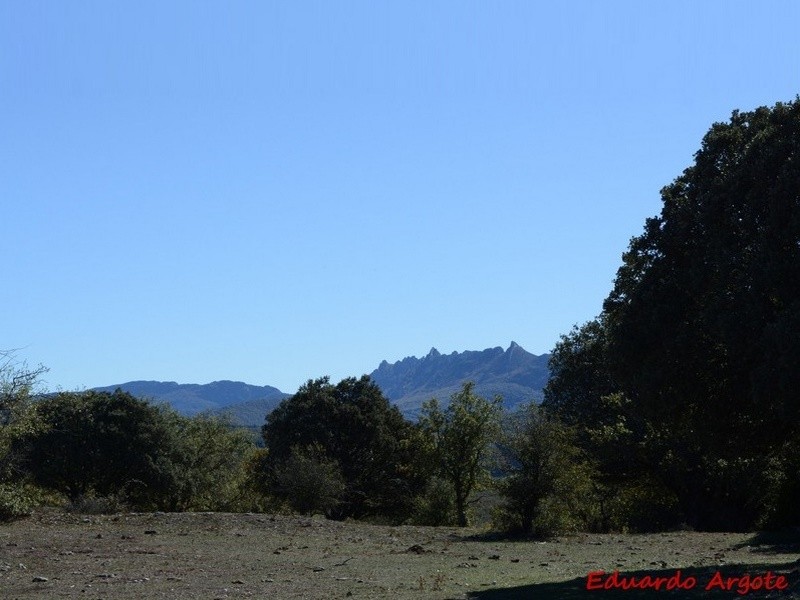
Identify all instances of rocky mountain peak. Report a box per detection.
[370,343,550,416]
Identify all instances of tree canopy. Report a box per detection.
[0,351,49,520]
[496,404,593,535]
[420,382,502,527]
[261,375,425,520]
[13,389,257,512]
[17,390,182,507]
[544,99,800,530]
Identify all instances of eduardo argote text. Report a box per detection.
[586,569,789,595]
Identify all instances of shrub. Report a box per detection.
[495,404,594,535]
[166,413,258,512]
[0,483,34,521]
[263,376,426,520]
[271,445,345,516]
[409,477,458,526]
[14,390,182,508]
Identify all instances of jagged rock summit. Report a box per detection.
[369,342,550,417]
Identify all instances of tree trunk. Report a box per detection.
[454,482,468,527]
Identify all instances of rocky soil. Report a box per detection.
[1,509,798,599]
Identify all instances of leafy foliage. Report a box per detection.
[408,476,458,526]
[15,390,183,508]
[0,483,35,521]
[419,382,502,527]
[0,351,48,415]
[495,404,595,535]
[606,100,800,530]
[166,413,258,512]
[0,351,48,480]
[543,99,800,531]
[763,431,800,528]
[0,352,50,521]
[271,444,345,516]
[14,390,257,512]
[542,320,616,430]
[261,376,426,521]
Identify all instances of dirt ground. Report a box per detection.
[1,509,798,599]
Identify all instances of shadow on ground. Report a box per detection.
[733,530,800,555]
[468,561,800,600]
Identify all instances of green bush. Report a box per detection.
[409,477,457,526]
[271,444,345,516]
[0,483,35,521]
[755,442,800,530]
[14,390,183,508]
[495,405,595,535]
[592,478,681,533]
[13,391,259,512]
[263,376,427,521]
[494,493,586,538]
[166,413,258,512]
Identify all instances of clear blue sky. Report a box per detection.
[2,1,798,393]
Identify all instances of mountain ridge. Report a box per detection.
[91,379,289,420]
[94,342,551,425]
[369,342,549,417]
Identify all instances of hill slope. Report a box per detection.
[92,380,289,424]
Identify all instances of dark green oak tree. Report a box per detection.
[545,99,800,530]
[262,375,425,521]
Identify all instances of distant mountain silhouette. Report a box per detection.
[92,380,289,425]
[94,343,550,426]
[369,342,550,417]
